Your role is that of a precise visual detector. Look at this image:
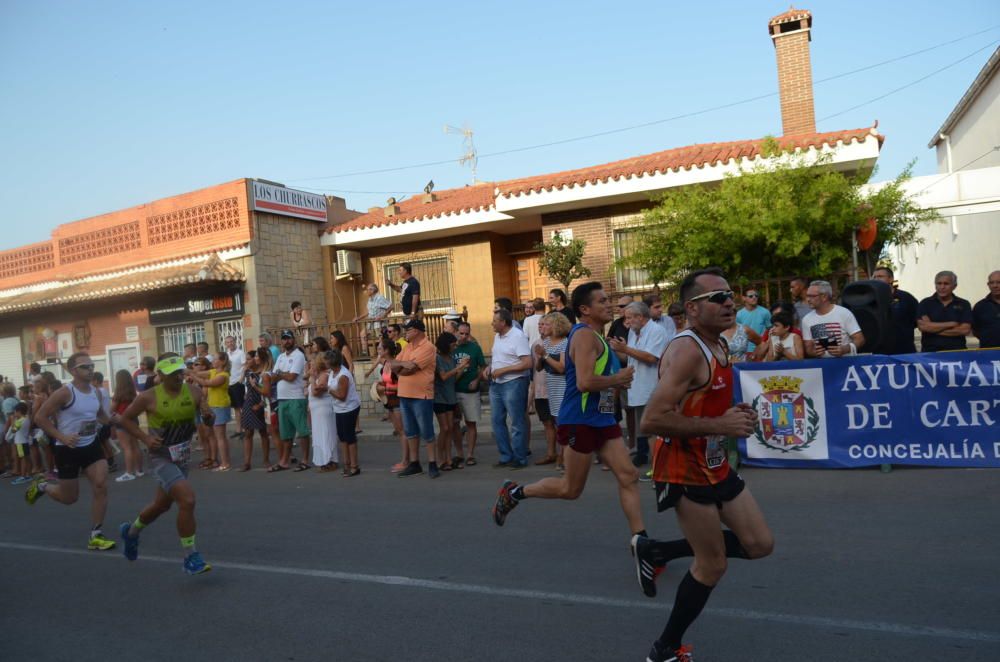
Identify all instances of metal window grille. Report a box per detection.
[613,229,653,290]
[215,319,245,352]
[160,324,206,355]
[382,256,452,311]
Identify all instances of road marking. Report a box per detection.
[3,540,998,644]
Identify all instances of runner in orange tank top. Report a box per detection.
[631,268,775,662]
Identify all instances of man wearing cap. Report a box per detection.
[389,319,441,478]
[272,330,311,471]
[26,351,116,551]
[114,353,214,575]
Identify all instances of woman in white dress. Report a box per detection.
[308,352,339,472]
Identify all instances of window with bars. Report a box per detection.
[613,228,653,290]
[215,319,245,352]
[160,323,206,355]
[382,256,452,311]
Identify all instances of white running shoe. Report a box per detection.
[115,472,136,483]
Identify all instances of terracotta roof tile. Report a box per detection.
[327,184,496,234]
[498,127,880,198]
[769,7,812,26]
[328,127,881,233]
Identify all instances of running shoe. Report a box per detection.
[115,472,136,483]
[88,533,117,551]
[492,479,519,527]
[646,642,693,662]
[183,551,212,575]
[11,475,32,485]
[120,522,139,561]
[638,468,653,483]
[397,463,423,478]
[24,476,47,505]
[630,534,664,598]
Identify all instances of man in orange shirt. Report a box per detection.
[388,319,441,478]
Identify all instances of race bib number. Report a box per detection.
[77,420,98,438]
[168,440,192,465]
[705,435,726,470]
[598,388,615,414]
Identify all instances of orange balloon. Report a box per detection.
[856,217,877,251]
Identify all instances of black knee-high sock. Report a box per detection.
[649,530,749,564]
[659,571,714,650]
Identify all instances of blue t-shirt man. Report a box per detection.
[736,293,771,352]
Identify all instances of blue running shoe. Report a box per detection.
[183,551,212,575]
[120,522,139,561]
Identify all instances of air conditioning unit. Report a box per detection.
[335,249,362,277]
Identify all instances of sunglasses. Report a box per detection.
[73,363,95,370]
[689,290,734,304]
[745,293,758,298]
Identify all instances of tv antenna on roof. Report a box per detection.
[444,123,478,184]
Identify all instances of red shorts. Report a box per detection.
[557,423,623,455]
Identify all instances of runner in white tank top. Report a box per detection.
[25,352,116,551]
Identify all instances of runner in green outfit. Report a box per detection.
[114,353,213,574]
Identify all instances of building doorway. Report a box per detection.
[514,254,549,304]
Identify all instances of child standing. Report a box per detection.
[10,402,32,484]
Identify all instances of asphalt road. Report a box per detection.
[2,421,998,661]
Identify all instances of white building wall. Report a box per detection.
[935,68,1000,173]
[876,167,1000,303]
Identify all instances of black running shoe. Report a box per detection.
[647,641,693,662]
[492,479,519,526]
[631,534,663,598]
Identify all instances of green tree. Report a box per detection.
[535,231,592,290]
[623,138,940,286]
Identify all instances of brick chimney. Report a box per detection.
[768,7,816,136]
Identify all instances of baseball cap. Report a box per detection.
[403,318,426,332]
[442,307,462,320]
[280,329,295,339]
[156,355,186,375]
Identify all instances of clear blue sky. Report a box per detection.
[1,0,998,251]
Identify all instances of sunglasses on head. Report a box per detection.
[689,290,734,304]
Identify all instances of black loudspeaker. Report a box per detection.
[840,280,894,354]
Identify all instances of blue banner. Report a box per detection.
[733,350,1000,469]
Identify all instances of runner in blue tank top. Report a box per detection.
[493,282,649,552]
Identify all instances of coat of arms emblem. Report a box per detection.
[750,376,819,453]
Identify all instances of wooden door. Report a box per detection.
[515,254,548,303]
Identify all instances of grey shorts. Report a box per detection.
[149,453,190,492]
[457,391,482,424]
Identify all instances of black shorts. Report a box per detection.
[654,470,745,512]
[384,394,400,411]
[433,403,457,415]
[534,398,552,423]
[336,408,360,444]
[228,383,246,409]
[53,442,106,480]
[96,423,112,445]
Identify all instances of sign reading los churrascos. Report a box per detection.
[250,181,327,222]
[735,350,1000,468]
[149,291,244,326]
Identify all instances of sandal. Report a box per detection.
[212,465,231,472]
[451,456,465,470]
[465,456,477,466]
[318,463,339,473]
[293,464,312,472]
[199,459,216,469]
[267,464,289,473]
[535,455,557,466]
[345,467,361,477]
[238,464,251,472]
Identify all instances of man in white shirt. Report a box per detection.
[487,310,533,468]
[644,294,677,344]
[521,298,545,347]
[271,330,310,470]
[224,335,246,439]
[802,280,865,358]
[354,283,392,353]
[608,301,669,466]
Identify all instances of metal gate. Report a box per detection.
[215,319,244,352]
[160,324,206,355]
